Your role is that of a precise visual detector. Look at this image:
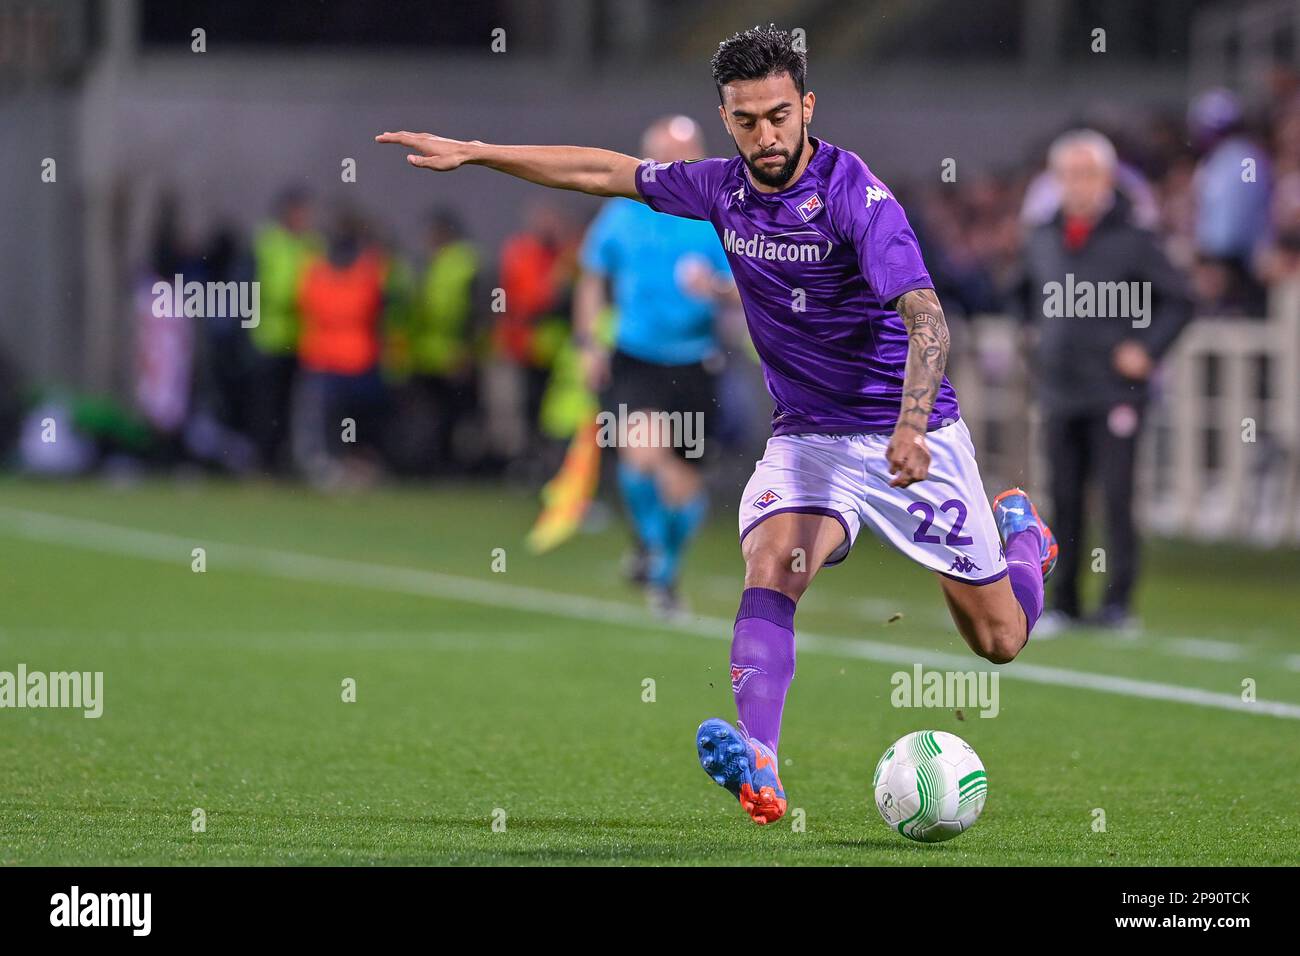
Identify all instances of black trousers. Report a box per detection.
[1043,406,1142,616]
[250,353,297,473]
[417,372,477,475]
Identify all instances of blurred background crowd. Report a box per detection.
[6,76,1292,486]
[913,72,1300,323]
[1,0,1297,527]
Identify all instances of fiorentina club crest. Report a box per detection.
[731,664,764,693]
[796,193,823,221]
[754,489,781,510]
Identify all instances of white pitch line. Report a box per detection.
[2,505,1298,721]
[1163,638,1247,662]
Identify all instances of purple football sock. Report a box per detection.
[1005,526,1045,638]
[731,587,796,753]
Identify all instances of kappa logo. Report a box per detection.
[796,193,823,221]
[754,489,781,509]
[731,664,764,693]
[864,184,892,208]
[948,556,982,574]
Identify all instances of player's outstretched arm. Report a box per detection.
[886,287,950,488]
[375,131,642,200]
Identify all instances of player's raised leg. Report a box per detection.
[938,487,1058,663]
[874,399,1058,665]
[939,576,1027,664]
[697,510,845,825]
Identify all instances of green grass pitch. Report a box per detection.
[1,477,1297,865]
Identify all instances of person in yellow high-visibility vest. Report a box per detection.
[405,209,481,473]
[250,187,321,472]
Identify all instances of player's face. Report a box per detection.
[718,73,815,189]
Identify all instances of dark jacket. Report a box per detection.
[1014,197,1194,415]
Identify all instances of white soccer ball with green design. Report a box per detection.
[872,730,987,842]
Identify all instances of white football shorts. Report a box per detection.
[737,419,1007,585]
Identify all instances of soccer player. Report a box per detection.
[377,25,1058,826]
[575,115,734,617]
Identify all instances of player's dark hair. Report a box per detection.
[710,25,806,100]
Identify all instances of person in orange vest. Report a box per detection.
[292,209,390,487]
[494,200,579,465]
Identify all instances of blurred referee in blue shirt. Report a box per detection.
[574,116,734,617]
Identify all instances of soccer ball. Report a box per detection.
[871,730,987,842]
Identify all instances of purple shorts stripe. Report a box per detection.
[937,566,1009,587]
[739,505,853,567]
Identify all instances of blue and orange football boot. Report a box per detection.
[991,487,1059,579]
[696,718,787,825]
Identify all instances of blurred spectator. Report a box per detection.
[195,228,255,433]
[135,195,198,461]
[0,343,24,464]
[186,225,259,473]
[1188,89,1272,314]
[910,186,1002,321]
[1256,172,1300,283]
[488,200,579,467]
[1255,97,1300,285]
[251,187,321,472]
[1155,153,1199,272]
[1021,152,1161,231]
[291,209,388,487]
[404,208,482,473]
[1014,129,1193,634]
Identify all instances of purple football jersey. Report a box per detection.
[635,136,960,436]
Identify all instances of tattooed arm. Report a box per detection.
[886,288,951,488]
